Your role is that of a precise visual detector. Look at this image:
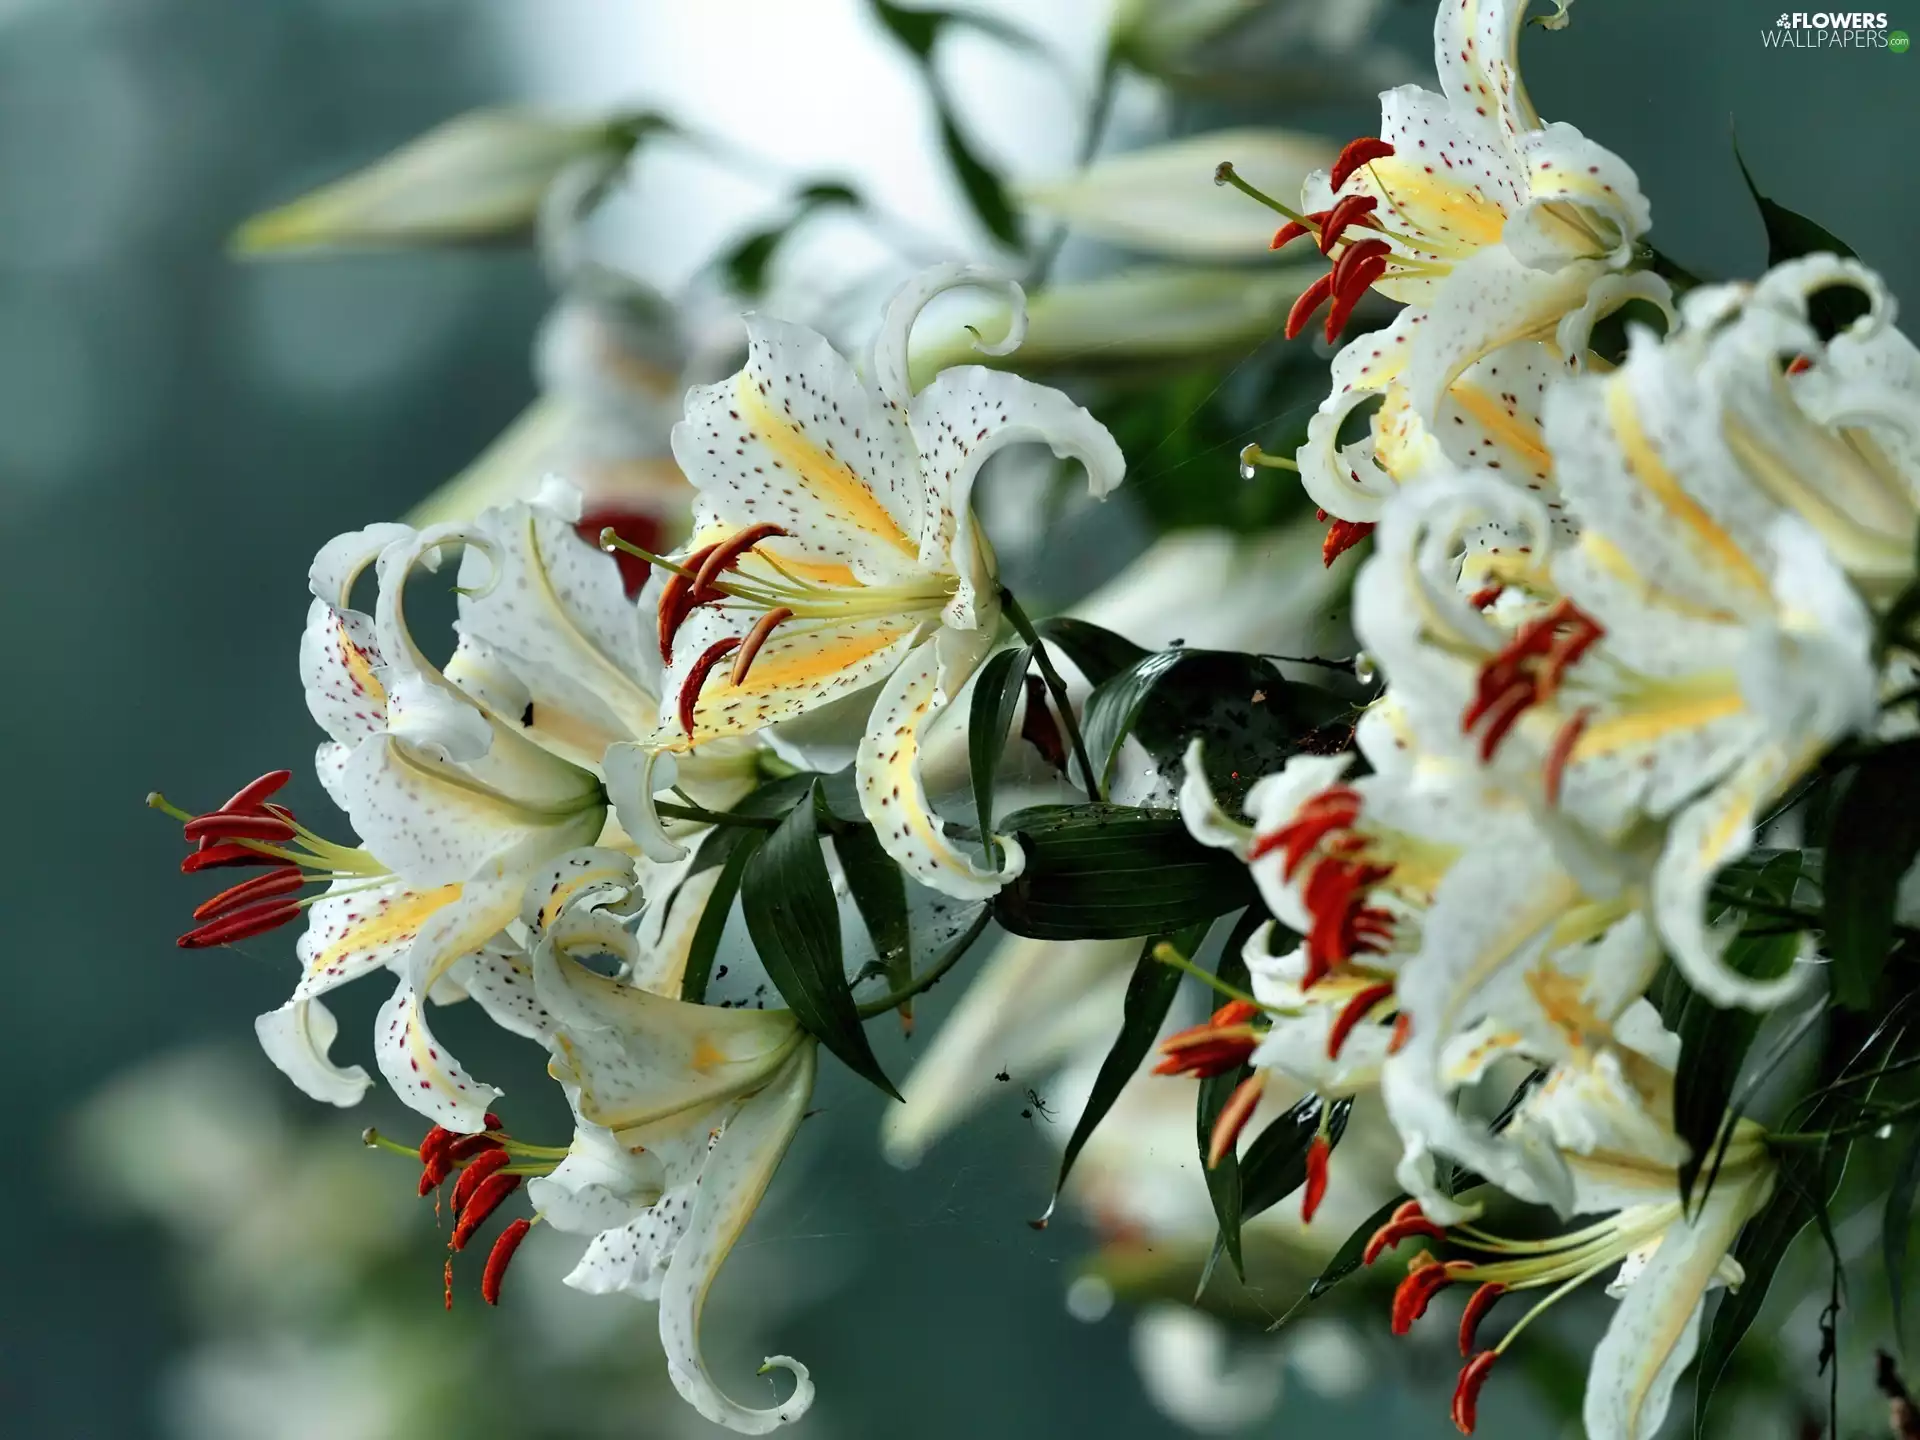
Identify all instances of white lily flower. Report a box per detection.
[1366,1006,1773,1440]
[649,264,1124,899]
[174,521,607,1123]
[232,108,647,254]
[520,853,817,1434]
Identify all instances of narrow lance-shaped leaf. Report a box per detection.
[1196,910,1265,1286]
[682,828,763,1005]
[966,646,1032,867]
[1732,138,1866,337]
[1241,1095,1353,1221]
[742,784,900,1100]
[1823,750,1920,1011]
[832,824,913,1003]
[1036,920,1213,1228]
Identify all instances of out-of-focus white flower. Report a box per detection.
[1021,130,1336,259]
[650,264,1122,898]
[231,109,650,254]
[1130,1304,1286,1434]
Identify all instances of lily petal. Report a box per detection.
[254,997,371,1107]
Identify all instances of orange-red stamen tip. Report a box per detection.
[730,605,794,686]
[1206,1072,1267,1169]
[1458,1282,1507,1357]
[1318,194,1381,255]
[451,1171,522,1251]
[1329,136,1395,192]
[691,522,790,594]
[182,812,296,844]
[1391,1257,1455,1334]
[1452,1351,1499,1434]
[1388,1011,1413,1054]
[1543,708,1591,806]
[1322,518,1376,567]
[677,636,743,734]
[1364,1199,1445,1266]
[191,866,305,922]
[482,1218,533,1305]
[1301,1134,1331,1224]
[1285,272,1336,341]
[657,540,721,663]
[450,1145,512,1215]
[177,899,301,948]
[1326,981,1396,1060]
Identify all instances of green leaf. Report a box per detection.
[1823,751,1920,1011]
[1031,616,1149,687]
[1241,1095,1353,1221]
[992,804,1258,940]
[1196,930,1254,1283]
[1672,853,1803,1204]
[1732,141,1867,339]
[1039,922,1211,1224]
[1083,650,1191,793]
[719,183,863,296]
[832,825,913,997]
[1888,1127,1920,1356]
[1278,1192,1406,1325]
[936,106,1022,248]
[682,827,762,1004]
[966,646,1033,862]
[741,784,899,1099]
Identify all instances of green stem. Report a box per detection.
[854,907,992,1019]
[1154,941,1263,1011]
[1001,587,1102,800]
[655,799,781,831]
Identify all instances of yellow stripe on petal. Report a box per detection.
[1606,379,1768,596]
[1570,683,1746,762]
[306,883,460,977]
[734,624,915,694]
[1451,380,1552,475]
[1366,158,1508,253]
[737,375,917,557]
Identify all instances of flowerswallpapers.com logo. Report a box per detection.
[1765,10,1908,45]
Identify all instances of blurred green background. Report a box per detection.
[5,0,1918,1436]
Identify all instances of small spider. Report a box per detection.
[1022,1088,1056,1124]
[994,1067,1011,1083]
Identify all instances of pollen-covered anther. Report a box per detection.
[1322,518,1377,567]
[1301,1134,1331,1223]
[1542,708,1593,806]
[1248,786,1362,878]
[1460,598,1605,762]
[482,1217,533,1305]
[190,867,304,922]
[177,899,303,949]
[181,810,297,845]
[1363,1199,1447,1266]
[1301,853,1395,983]
[1452,1351,1499,1434]
[1206,1071,1268,1169]
[1326,981,1397,1060]
[450,1145,512,1214]
[691,522,791,594]
[1284,272,1336,341]
[1388,1012,1413,1054]
[677,637,743,734]
[1391,1254,1467,1334]
[1154,1000,1262,1078]
[451,1171,522,1251]
[730,606,794,686]
[1317,194,1382,255]
[657,540,721,663]
[1328,136,1395,192]
[1458,1282,1507,1357]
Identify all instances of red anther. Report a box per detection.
[1542,708,1591,806]
[1472,681,1536,761]
[1458,1283,1507,1358]
[1363,1200,1445,1266]
[1322,518,1377,567]
[1466,584,1505,610]
[191,867,304,922]
[657,541,721,663]
[1326,981,1397,1060]
[1389,1012,1413,1054]
[1786,353,1814,375]
[1324,252,1390,342]
[1207,1072,1267,1169]
[418,1127,455,1166]
[1152,1032,1260,1079]
[1452,1351,1499,1434]
[445,1130,505,1168]
[1208,1000,1259,1028]
[692,522,790,595]
[1248,787,1362,877]
[181,843,281,874]
[1318,195,1381,255]
[730,605,794,686]
[217,770,294,815]
[483,1111,504,1131]
[1303,856,1395,978]
[1285,272,1337,341]
[1270,216,1316,251]
[579,506,667,598]
[482,1217,533,1304]
[177,899,301,948]
[444,1253,455,1311]
[451,1145,512,1214]
[677,637,743,734]
[1391,1257,1455,1334]
[1330,235,1392,292]
[1301,1134,1331,1224]
[1329,136,1395,192]
[1461,599,1604,762]
[451,1172,522,1251]
[182,812,296,844]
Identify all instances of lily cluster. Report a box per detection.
[1174,1,1920,1434]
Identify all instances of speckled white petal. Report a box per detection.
[291,876,461,1002]
[374,982,503,1132]
[660,1042,818,1434]
[1583,1170,1773,1440]
[456,487,660,753]
[673,314,922,581]
[1432,0,1546,142]
[534,944,802,1130]
[1507,122,1650,268]
[527,1120,662,1237]
[1652,747,1812,1011]
[656,608,924,751]
[309,522,414,609]
[520,845,639,935]
[1298,309,1418,520]
[605,742,689,863]
[856,639,1020,900]
[455,943,556,1042]
[871,262,1027,408]
[1240,752,1362,930]
[1555,271,1675,362]
[906,366,1124,629]
[1177,739,1255,858]
[254,997,371,1107]
[567,1178,698,1299]
[299,599,390,750]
